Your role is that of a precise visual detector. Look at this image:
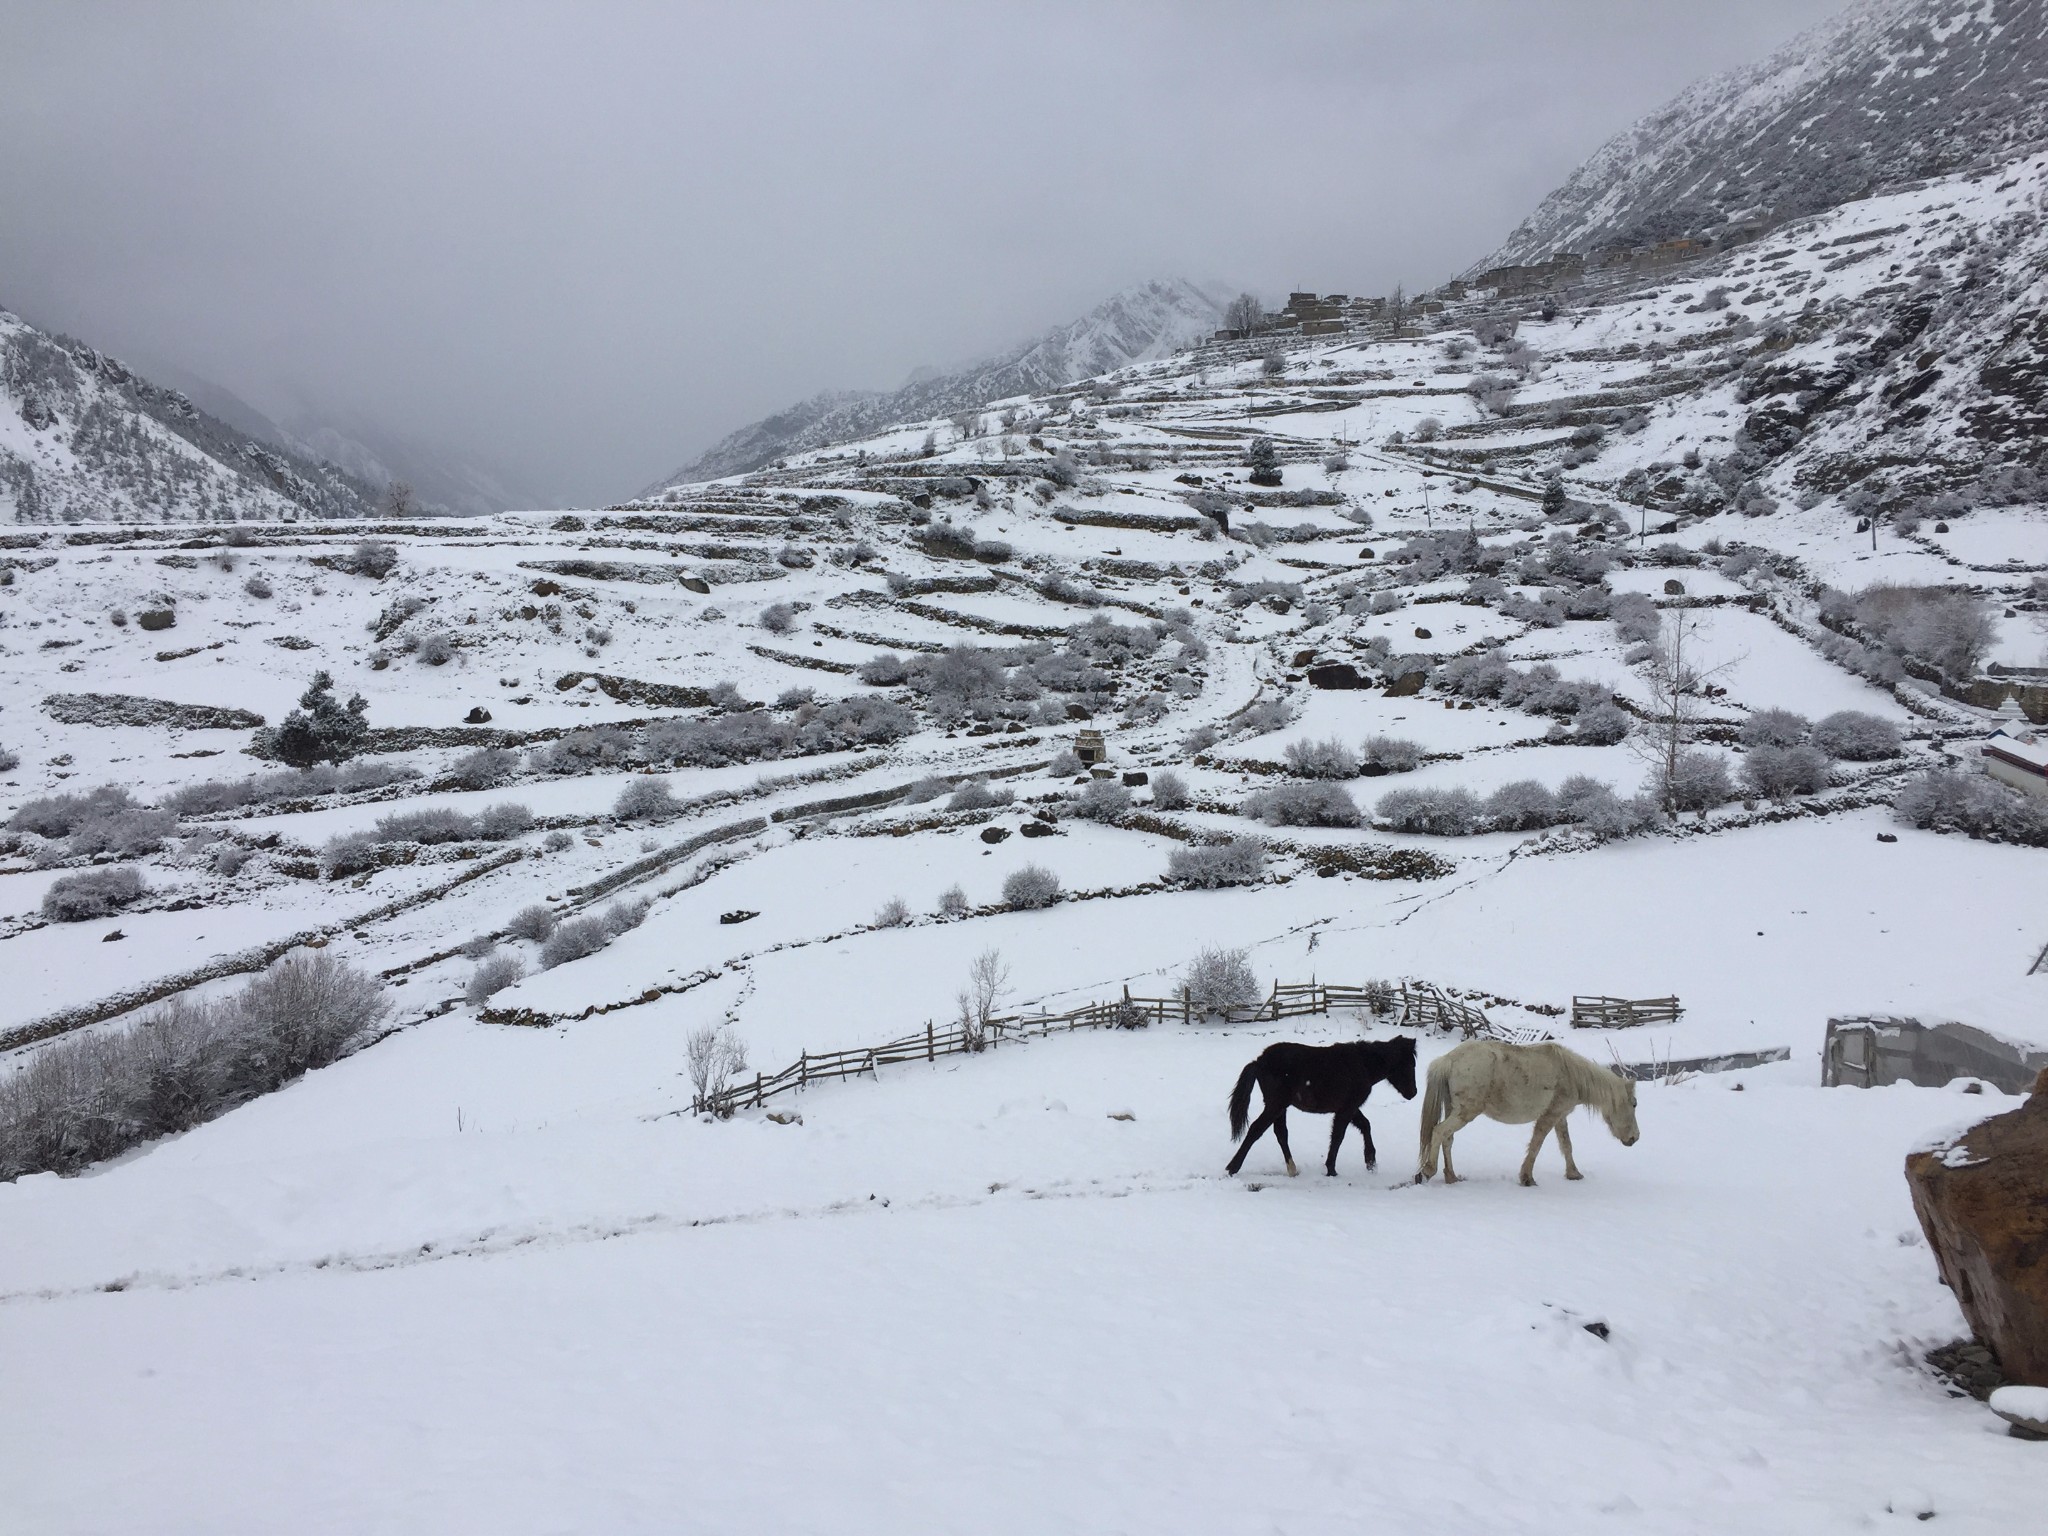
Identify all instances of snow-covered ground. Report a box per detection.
[7,146,2048,1530]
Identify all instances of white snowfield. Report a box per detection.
[6,150,2048,1531]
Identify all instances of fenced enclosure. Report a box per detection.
[694,977,1553,1117]
[1571,995,1684,1030]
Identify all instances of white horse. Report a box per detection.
[1416,1039,1639,1186]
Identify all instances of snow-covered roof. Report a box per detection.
[1982,727,2048,777]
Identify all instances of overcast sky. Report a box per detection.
[0,0,1854,505]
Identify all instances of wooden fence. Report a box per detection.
[695,978,1548,1117]
[1571,996,1684,1030]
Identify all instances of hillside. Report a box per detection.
[1480,0,2048,267]
[651,277,1230,487]
[0,308,381,524]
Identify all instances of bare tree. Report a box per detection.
[687,1024,750,1113]
[957,947,1009,1051]
[1224,292,1264,336]
[1630,610,1736,814]
[383,480,416,517]
[950,409,980,442]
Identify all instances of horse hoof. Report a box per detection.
[1364,1160,1377,1173]
[1285,1161,1299,1177]
[1566,1170,1583,1181]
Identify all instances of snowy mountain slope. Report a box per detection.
[652,278,1231,487]
[1480,0,2048,267]
[0,308,380,524]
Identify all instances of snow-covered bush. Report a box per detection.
[1895,768,2048,844]
[543,830,574,852]
[1166,838,1266,888]
[374,806,477,844]
[508,905,559,942]
[445,747,518,789]
[1669,751,1734,812]
[904,775,951,805]
[1002,864,1062,909]
[0,744,15,773]
[321,831,383,878]
[1571,703,1632,745]
[1811,711,1900,761]
[415,631,456,667]
[1740,709,1810,749]
[343,539,399,578]
[1150,770,1191,810]
[1360,736,1423,774]
[1284,736,1359,779]
[540,915,612,968]
[874,896,911,928]
[1073,778,1131,823]
[476,802,535,840]
[759,602,797,634]
[1611,594,1661,646]
[858,652,910,686]
[1245,782,1361,827]
[1375,786,1486,836]
[615,777,681,822]
[0,953,386,1179]
[9,785,143,840]
[41,865,149,921]
[1048,749,1083,776]
[938,883,970,917]
[1742,744,1830,800]
[1485,779,1558,831]
[1183,946,1260,1019]
[243,574,272,599]
[164,761,417,815]
[466,953,523,1006]
[1851,585,1995,680]
[948,779,1013,812]
[601,898,650,937]
[796,697,914,751]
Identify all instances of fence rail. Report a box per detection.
[1571,995,1684,1030]
[695,977,1576,1117]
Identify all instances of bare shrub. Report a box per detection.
[1183,946,1260,1019]
[475,802,535,840]
[508,904,559,942]
[1739,709,1810,749]
[1360,736,1423,774]
[601,898,651,937]
[1375,786,1486,835]
[1048,749,1084,776]
[1895,768,2048,844]
[1811,710,1900,761]
[10,785,141,839]
[1150,770,1190,810]
[466,952,523,1005]
[539,915,612,968]
[1484,779,1558,831]
[904,775,952,805]
[1285,736,1359,779]
[938,883,970,917]
[321,830,384,878]
[1852,585,1995,680]
[374,806,475,843]
[875,896,911,928]
[1742,744,1830,799]
[543,829,574,852]
[445,747,518,789]
[1669,751,1734,812]
[1073,778,1131,822]
[615,777,681,821]
[346,539,400,578]
[42,865,148,920]
[956,947,1010,1050]
[0,954,386,1179]
[1244,781,1360,827]
[687,1025,750,1111]
[243,574,273,599]
[760,603,798,634]
[1166,838,1266,888]
[859,652,910,685]
[948,779,1013,812]
[1002,864,1062,909]
[415,631,456,667]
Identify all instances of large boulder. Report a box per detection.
[1905,1070,2048,1384]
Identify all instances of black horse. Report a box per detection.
[1226,1037,1418,1177]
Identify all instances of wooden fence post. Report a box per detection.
[799,1050,808,1088]
[926,1020,934,1062]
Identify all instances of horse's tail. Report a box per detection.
[1227,1060,1261,1140]
[1416,1057,1451,1177]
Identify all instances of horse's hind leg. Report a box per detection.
[1324,1114,1347,1176]
[1350,1109,1377,1173]
[1225,1108,1275,1176]
[1555,1118,1582,1180]
[1427,1107,1481,1184]
[1272,1108,1298,1176]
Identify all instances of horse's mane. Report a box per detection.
[1547,1042,1632,1113]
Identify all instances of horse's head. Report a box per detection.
[1604,1073,1640,1146]
[1388,1036,1419,1100]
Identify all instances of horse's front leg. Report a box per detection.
[1272,1107,1298,1176]
[1555,1117,1582,1180]
[1350,1109,1377,1173]
[1519,1115,1562,1187]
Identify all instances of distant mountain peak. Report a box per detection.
[651,278,1231,489]
[1479,0,2048,269]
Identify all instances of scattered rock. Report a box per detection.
[1414,627,1432,640]
[1107,1111,1136,1122]
[464,707,493,724]
[136,609,176,632]
[1581,1321,1610,1341]
[1020,821,1058,838]
[1121,771,1149,787]
[765,1111,803,1127]
[1878,832,1898,843]
[1989,1384,2048,1439]
[41,693,265,730]
[719,909,758,925]
[980,826,1011,844]
[101,930,124,943]
[1307,662,1367,690]
[1663,578,1686,596]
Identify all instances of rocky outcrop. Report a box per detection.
[41,692,265,730]
[1906,1070,2048,1385]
